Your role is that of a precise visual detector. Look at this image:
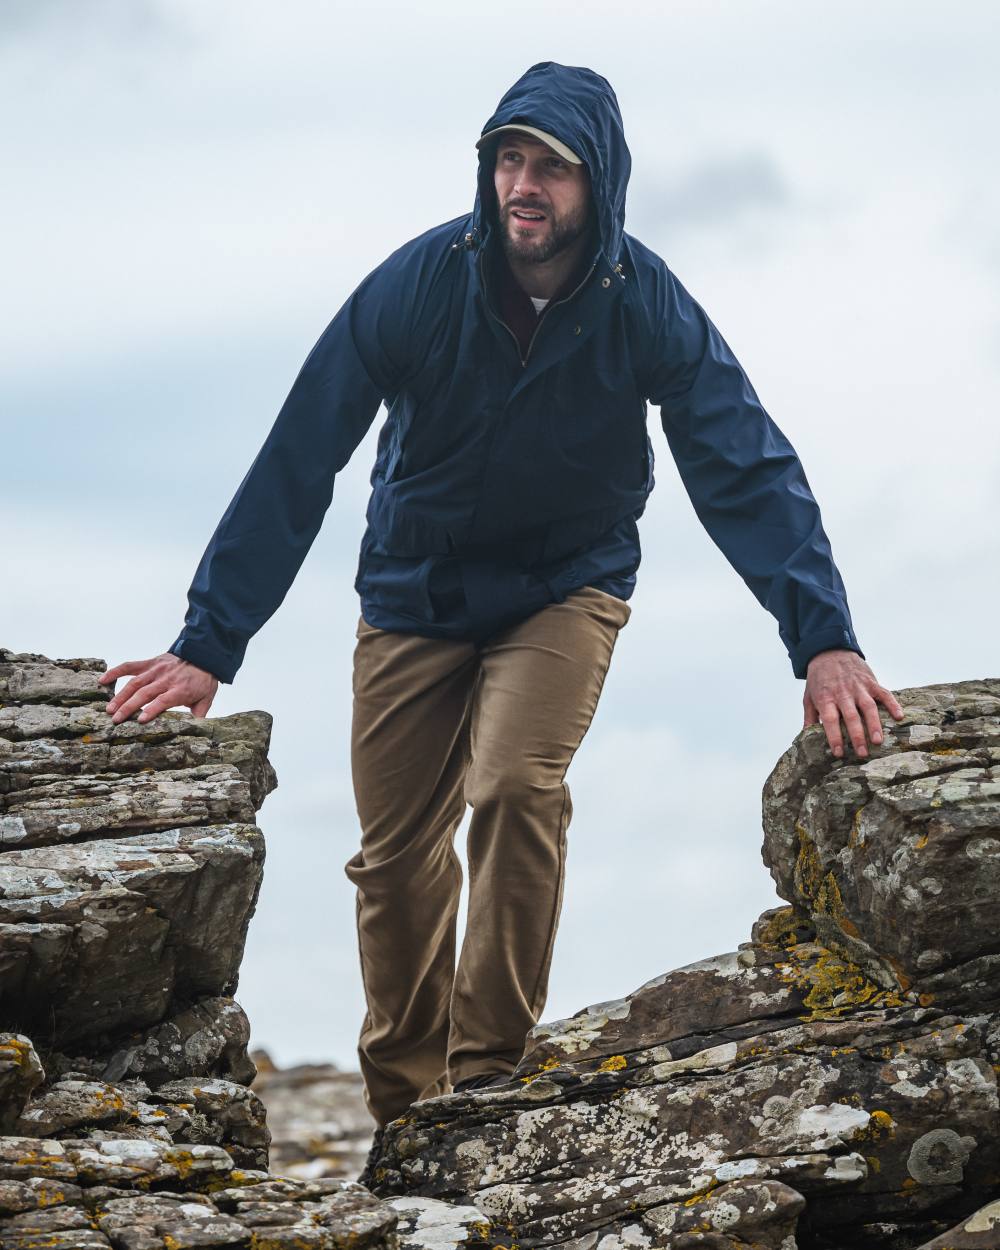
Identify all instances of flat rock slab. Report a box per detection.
[0,823,264,1048]
[360,678,1000,1249]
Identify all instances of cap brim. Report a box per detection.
[475,124,582,165]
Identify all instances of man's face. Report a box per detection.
[493,132,593,265]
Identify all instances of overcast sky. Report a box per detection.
[3,1,998,1073]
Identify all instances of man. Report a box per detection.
[99,63,904,1130]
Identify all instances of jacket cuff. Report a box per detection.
[790,627,865,680]
[168,639,236,686]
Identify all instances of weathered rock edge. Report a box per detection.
[361,679,1000,1250]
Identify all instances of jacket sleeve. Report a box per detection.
[167,258,409,684]
[639,261,864,679]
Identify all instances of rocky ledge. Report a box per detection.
[0,648,482,1248]
[3,648,1000,1249]
[360,678,1000,1250]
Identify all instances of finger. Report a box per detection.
[840,703,869,757]
[110,682,169,724]
[818,700,844,758]
[859,693,884,747]
[107,674,152,715]
[99,660,147,686]
[107,669,167,714]
[875,685,905,720]
[136,692,181,724]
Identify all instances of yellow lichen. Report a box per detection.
[520,1055,562,1083]
[866,1110,896,1141]
[597,1055,627,1072]
[776,946,906,1020]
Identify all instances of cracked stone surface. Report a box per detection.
[360,679,1000,1250]
[5,651,1000,1248]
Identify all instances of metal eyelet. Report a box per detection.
[601,276,611,288]
[573,325,582,335]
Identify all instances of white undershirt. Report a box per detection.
[529,296,549,314]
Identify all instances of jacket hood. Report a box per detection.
[471,62,631,268]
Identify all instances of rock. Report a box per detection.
[0,1175,83,1217]
[0,648,402,1248]
[0,1036,44,1132]
[388,1194,494,1247]
[359,679,1000,1250]
[762,678,1000,1011]
[916,1197,1000,1247]
[95,1193,251,1250]
[13,1078,137,1137]
[0,823,265,1048]
[8,648,997,1248]
[149,1077,271,1168]
[79,996,255,1087]
[248,1052,373,1181]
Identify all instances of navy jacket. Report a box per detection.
[169,62,864,685]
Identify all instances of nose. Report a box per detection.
[513,165,542,199]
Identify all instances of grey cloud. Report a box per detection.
[0,0,176,44]
[630,152,791,234]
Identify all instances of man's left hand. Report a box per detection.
[804,649,904,760]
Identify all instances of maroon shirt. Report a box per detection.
[488,238,595,362]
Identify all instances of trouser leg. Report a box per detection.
[448,586,631,1081]
[345,614,478,1128]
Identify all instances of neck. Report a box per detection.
[503,228,596,301]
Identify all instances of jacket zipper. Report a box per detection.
[479,250,598,369]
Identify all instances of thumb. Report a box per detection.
[803,691,819,728]
[190,697,213,719]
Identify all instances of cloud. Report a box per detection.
[0,0,175,43]
[636,152,791,232]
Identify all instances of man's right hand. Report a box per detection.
[98,653,219,724]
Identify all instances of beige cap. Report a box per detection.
[476,124,582,165]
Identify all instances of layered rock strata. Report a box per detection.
[0,649,411,1247]
[361,679,1000,1250]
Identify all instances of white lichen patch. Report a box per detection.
[966,836,1000,859]
[945,1057,998,1102]
[586,997,632,1020]
[907,1128,977,1185]
[0,816,29,843]
[795,1103,871,1149]
[966,1198,1000,1231]
[650,1041,738,1082]
[714,1157,764,1181]
[748,986,792,1011]
[708,1200,743,1231]
[615,1089,661,1124]
[596,1223,652,1249]
[454,1137,490,1169]
[822,1152,868,1182]
[388,1195,491,1249]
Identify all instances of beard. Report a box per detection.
[498,198,595,266]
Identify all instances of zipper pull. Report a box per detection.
[451,230,480,252]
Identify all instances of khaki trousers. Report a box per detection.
[343,585,631,1128]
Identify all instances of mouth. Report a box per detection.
[509,208,548,228]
